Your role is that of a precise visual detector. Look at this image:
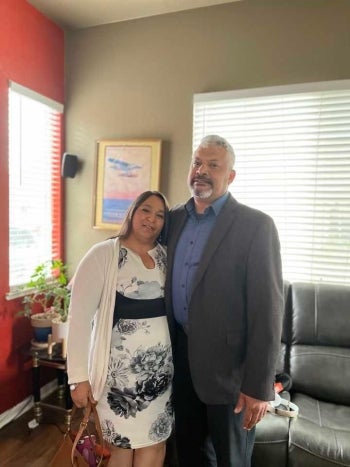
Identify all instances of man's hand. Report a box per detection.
[234,392,268,430]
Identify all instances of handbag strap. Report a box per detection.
[71,402,105,466]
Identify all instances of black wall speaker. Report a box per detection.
[61,153,78,178]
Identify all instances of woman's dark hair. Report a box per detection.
[117,190,169,245]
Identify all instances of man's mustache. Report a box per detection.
[191,176,212,186]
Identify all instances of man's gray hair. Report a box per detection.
[198,135,235,168]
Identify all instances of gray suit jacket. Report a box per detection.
[165,194,283,404]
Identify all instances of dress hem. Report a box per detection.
[115,433,172,450]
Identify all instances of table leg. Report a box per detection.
[32,355,42,421]
[63,371,73,410]
[63,371,73,426]
[57,368,65,399]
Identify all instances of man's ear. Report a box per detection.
[229,170,236,184]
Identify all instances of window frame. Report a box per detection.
[7,81,64,297]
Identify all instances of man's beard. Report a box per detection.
[190,184,213,199]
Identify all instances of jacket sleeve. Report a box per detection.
[241,215,283,401]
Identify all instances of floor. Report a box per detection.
[0,390,178,467]
[0,396,69,467]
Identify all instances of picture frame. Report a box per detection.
[93,139,162,230]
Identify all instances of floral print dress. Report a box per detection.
[98,244,173,449]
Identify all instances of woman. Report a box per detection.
[67,191,173,467]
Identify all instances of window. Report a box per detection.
[8,82,63,290]
[193,80,350,285]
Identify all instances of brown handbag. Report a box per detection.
[50,430,87,467]
[50,402,110,467]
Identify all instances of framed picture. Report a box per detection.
[94,139,162,230]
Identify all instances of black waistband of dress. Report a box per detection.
[114,291,166,320]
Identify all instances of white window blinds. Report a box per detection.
[193,80,350,285]
[8,82,63,290]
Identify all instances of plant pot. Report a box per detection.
[31,310,57,343]
[51,317,69,342]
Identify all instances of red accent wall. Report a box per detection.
[0,0,64,414]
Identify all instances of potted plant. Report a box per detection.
[50,279,72,342]
[19,259,71,343]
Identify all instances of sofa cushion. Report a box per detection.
[290,282,350,405]
[252,392,290,467]
[290,344,350,405]
[252,415,289,467]
[291,283,350,347]
[288,393,350,467]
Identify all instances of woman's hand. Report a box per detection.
[70,380,96,408]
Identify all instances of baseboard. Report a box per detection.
[0,379,58,429]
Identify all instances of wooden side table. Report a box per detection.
[31,343,72,425]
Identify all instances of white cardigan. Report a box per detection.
[67,237,120,400]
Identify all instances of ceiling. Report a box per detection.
[27,0,242,30]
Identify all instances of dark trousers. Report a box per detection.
[173,326,255,467]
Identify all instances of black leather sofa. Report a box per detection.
[252,282,350,467]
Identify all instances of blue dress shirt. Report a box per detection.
[172,192,229,326]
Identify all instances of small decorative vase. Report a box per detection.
[51,317,69,342]
[30,310,57,343]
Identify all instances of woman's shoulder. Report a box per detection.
[86,237,120,258]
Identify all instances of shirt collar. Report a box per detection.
[185,192,229,217]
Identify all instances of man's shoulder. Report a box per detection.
[221,197,277,237]
[234,199,274,223]
[170,203,187,216]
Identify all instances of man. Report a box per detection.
[165,135,283,467]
